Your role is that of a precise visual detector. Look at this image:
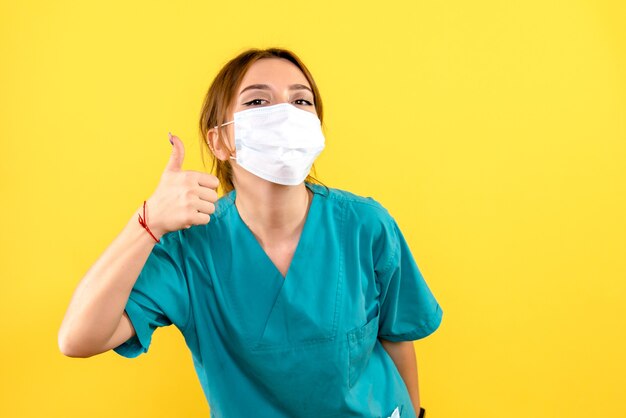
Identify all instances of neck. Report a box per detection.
[232,177,312,247]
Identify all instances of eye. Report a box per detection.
[243,98,267,106]
[294,99,313,106]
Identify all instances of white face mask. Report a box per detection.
[215,103,325,186]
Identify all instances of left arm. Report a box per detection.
[380,339,421,414]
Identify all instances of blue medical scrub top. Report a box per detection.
[114,181,443,418]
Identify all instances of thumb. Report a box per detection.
[164,132,185,172]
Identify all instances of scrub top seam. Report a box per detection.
[176,230,195,335]
[323,189,390,212]
[378,234,399,278]
[333,196,348,339]
[155,230,194,335]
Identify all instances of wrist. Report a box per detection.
[136,200,163,243]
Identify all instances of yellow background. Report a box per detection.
[1,0,625,417]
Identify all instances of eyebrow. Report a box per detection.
[238,83,313,95]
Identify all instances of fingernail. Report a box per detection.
[168,132,173,145]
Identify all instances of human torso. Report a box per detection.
[175,182,417,418]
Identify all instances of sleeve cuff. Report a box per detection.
[112,297,153,358]
[378,303,443,342]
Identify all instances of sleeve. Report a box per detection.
[374,215,443,342]
[113,231,191,358]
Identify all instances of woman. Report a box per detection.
[58,48,442,418]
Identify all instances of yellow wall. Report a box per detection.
[1,1,624,417]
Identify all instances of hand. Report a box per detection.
[144,133,219,238]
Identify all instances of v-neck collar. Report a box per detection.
[229,182,325,280]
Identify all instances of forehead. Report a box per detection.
[238,58,311,92]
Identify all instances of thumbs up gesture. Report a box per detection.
[144,133,220,239]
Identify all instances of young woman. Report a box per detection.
[58,48,442,418]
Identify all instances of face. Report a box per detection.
[207,57,317,160]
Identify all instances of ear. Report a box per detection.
[206,128,235,162]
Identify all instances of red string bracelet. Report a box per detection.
[138,200,160,243]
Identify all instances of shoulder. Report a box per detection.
[312,183,397,234]
[328,184,391,216]
[316,184,402,272]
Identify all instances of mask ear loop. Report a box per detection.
[212,120,237,161]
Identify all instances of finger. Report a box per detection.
[197,187,219,203]
[164,133,185,172]
[197,173,220,189]
[191,211,212,225]
[194,200,216,215]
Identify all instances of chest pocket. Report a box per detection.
[347,314,380,388]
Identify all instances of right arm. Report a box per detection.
[58,134,218,358]
[57,208,164,358]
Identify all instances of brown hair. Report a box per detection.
[198,47,327,195]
